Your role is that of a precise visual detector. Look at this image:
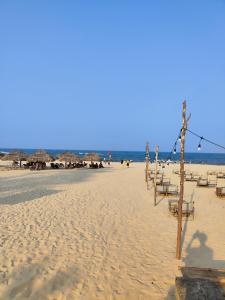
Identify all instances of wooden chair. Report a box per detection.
[208,178,217,187]
[167,184,179,196]
[154,174,163,185]
[162,177,171,186]
[197,177,208,187]
[216,187,225,198]
[168,199,194,219]
[185,174,192,181]
[217,172,225,179]
[192,174,200,181]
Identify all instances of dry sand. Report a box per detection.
[0,162,225,299]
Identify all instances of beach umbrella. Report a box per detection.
[27,150,54,163]
[2,151,28,167]
[83,153,101,162]
[58,152,80,164]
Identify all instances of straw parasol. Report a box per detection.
[27,150,54,163]
[2,151,28,167]
[58,152,80,164]
[83,153,101,162]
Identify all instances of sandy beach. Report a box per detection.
[0,162,225,299]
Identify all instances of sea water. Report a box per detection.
[1,148,225,165]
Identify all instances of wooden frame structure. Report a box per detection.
[176,101,188,259]
[154,145,159,206]
[145,142,150,188]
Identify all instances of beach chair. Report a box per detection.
[217,172,225,179]
[149,173,155,180]
[197,178,208,187]
[208,177,217,187]
[185,170,191,176]
[168,199,194,219]
[167,184,179,196]
[156,185,166,194]
[216,187,225,198]
[207,170,217,176]
[192,174,200,181]
[162,177,170,186]
[153,174,163,185]
[156,184,178,196]
[185,174,192,181]
[155,177,163,185]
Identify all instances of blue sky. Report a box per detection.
[1,1,225,152]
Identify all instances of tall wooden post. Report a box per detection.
[145,142,150,185]
[176,101,187,259]
[154,145,159,206]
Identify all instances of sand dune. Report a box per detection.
[0,163,225,299]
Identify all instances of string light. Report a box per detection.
[173,140,177,154]
[178,129,182,142]
[197,137,203,151]
[168,128,225,160]
[187,129,225,152]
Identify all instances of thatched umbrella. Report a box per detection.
[27,150,54,163]
[2,151,28,167]
[83,153,101,162]
[58,152,80,167]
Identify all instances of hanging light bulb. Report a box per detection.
[198,137,203,151]
[178,130,182,142]
[173,142,177,154]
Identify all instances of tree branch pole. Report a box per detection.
[145,142,150,187]
[176,101,187,259]
[154,145,159,206]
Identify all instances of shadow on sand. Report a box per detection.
[0,257,82,300]
[0,168,111,205]
[166,230,225,299]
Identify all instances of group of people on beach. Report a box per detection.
[120,159,132,167]
[89,162,104,169]
[22,161,104,170]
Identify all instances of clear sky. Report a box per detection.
[1,1,225,152]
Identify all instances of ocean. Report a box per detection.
[1,148,225,165]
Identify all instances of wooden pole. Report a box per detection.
[145,142,150,185]
[176,101,187,259]
[154,145,159,206]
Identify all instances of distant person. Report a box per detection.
[121,160,124,164]
[126,161,130,167]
